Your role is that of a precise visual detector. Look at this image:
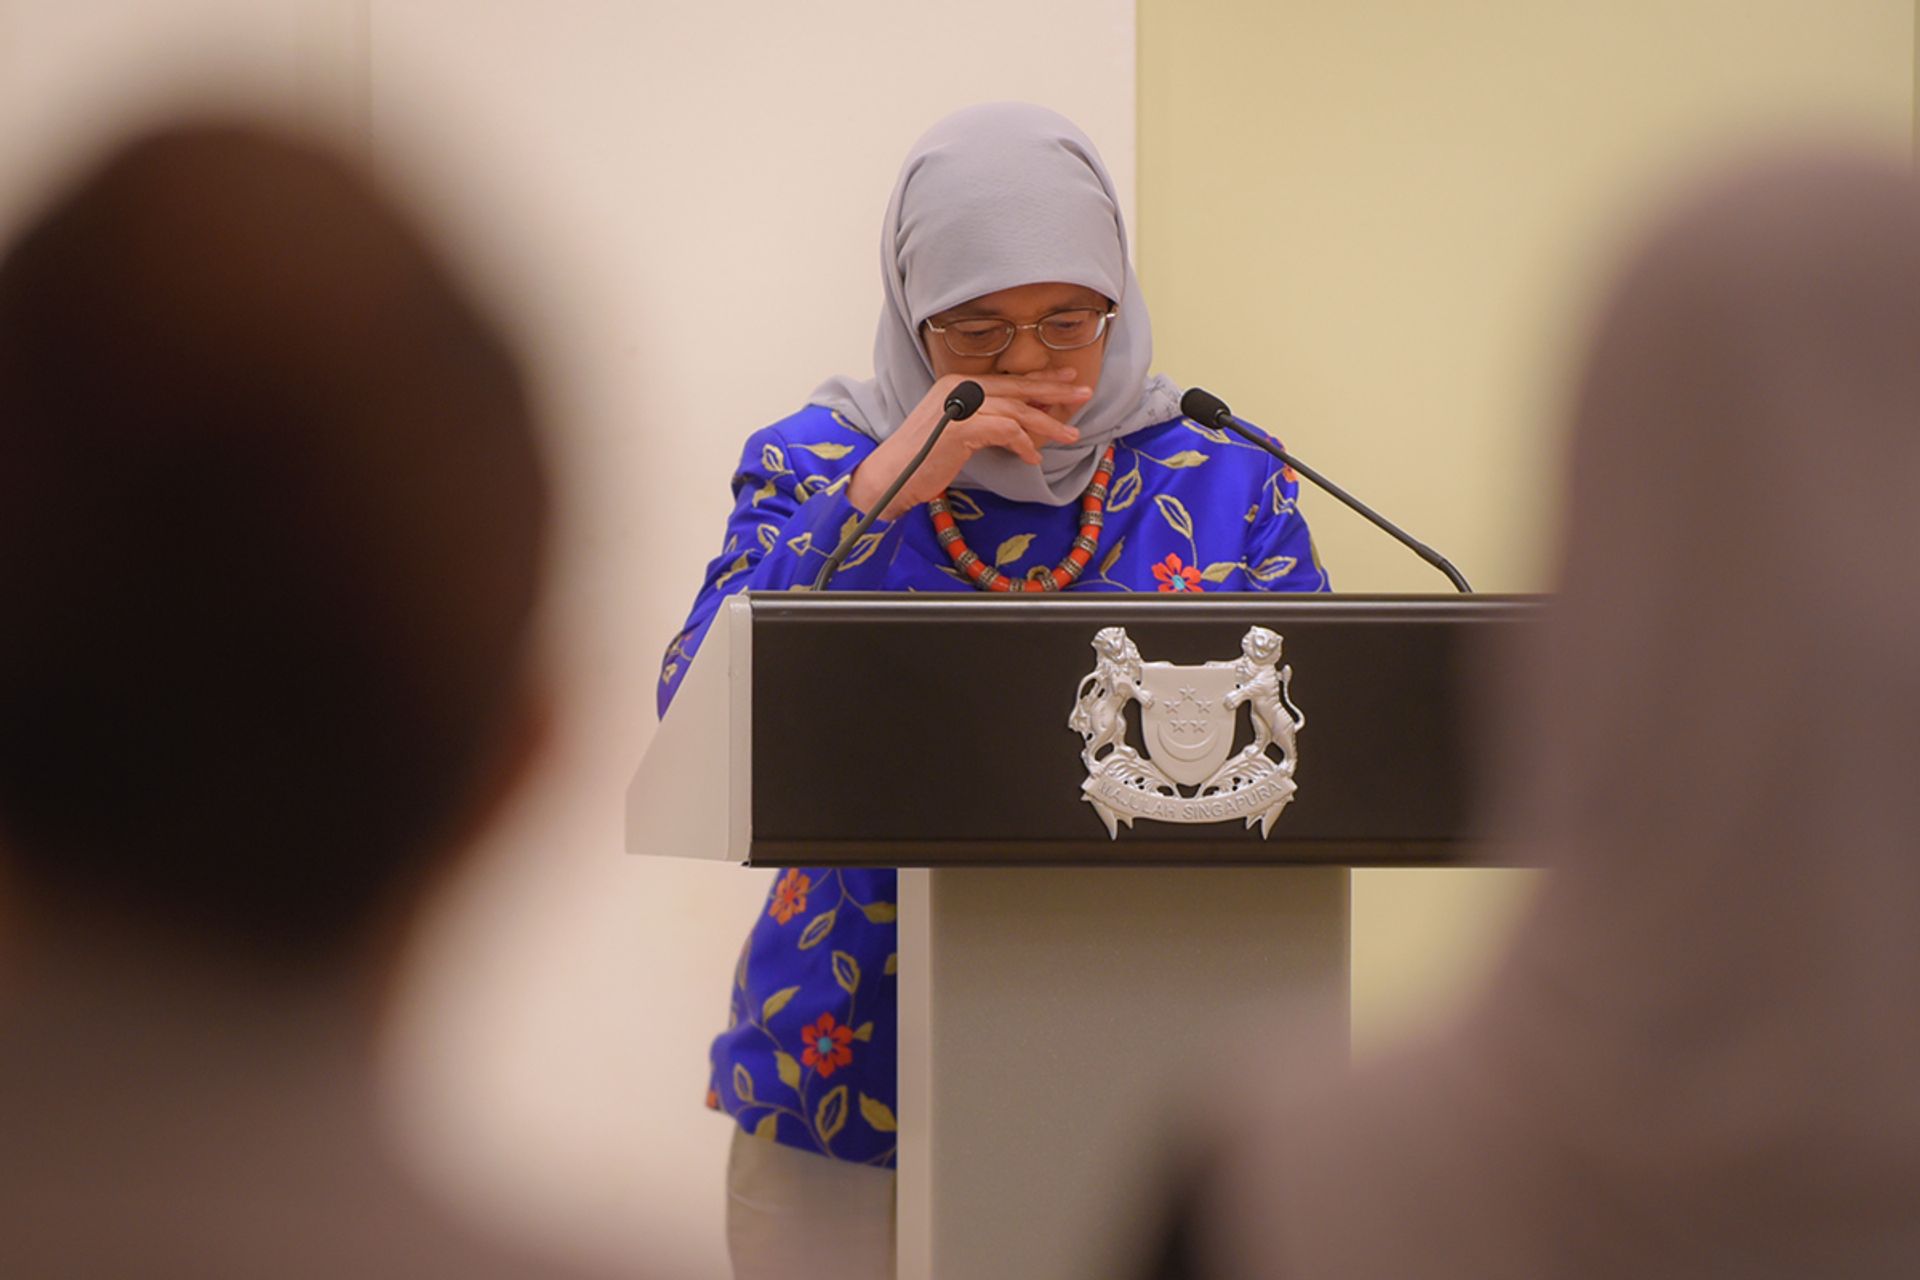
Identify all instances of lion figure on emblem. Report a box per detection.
[1070,626,1152,765]
[1224,625,1304,766]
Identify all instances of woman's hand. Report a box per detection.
[847,371,1091,519]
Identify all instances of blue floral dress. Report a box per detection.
[659,403,1329,1168]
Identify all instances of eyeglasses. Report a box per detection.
[923,306,1116,358]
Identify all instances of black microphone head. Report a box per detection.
[1180,386,1233,428]
[944,379,985,420]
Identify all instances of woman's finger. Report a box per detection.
[972,368,1078,388]
[964,415,1044,465]
[979,396,1081,444]
[974,376,1095,404]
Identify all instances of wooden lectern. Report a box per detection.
[629,593,1536,1279]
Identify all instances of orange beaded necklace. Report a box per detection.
[926,443,1116,592]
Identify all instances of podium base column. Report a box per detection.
[897,865,1349,1280]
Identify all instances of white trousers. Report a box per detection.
[726,1127,896,1279]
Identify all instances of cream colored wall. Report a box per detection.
[1137,0,1915,1052]
[0,3,1136,1276]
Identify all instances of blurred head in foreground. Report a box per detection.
[0,122,548,967]
[1178,152,1920,1278]
[0,121,569,1277]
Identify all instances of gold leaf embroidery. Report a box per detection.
[714,553,751,588]
[816,1086,849,1143]
[749,478,778,506]
[884,953,899,975]
[944,490,985,521]
[775,1051,803,1091]
[852,1021,874,1042]
[831,950,861,994]
[1154,493,1195,542]
[1249,555,1298,582]
[787,531,814,555]
[732,1063,756,1104]
[756,523,779,552]
[753,1113,779,1142]
[841,532,886,569]
[1099,536,1126,577]
[994,533,1036,566]
[796,441,856,459]
[760,443,789,475]
[1200,561,1239,583]
[859,1093,898,1133]
[1184,419,1232,444]
[1161,449,1210,469]
[761,986,801,1021]
[860,901,897,924]
[660,662,679,685]
[1107,461,1142,511]
[797,909,837,950]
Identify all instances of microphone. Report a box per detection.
[811,380,985,591]
[1180,387,1472,593]
[943,379,986,419]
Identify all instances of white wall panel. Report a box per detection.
[0,1,367,237]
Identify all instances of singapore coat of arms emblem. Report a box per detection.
[1068,626,1304,838]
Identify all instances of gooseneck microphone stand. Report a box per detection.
[812,380,987,592]
[1180,387,1472,593]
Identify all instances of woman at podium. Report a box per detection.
[657,102,1329,1276]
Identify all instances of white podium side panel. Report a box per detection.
[625,594,751,862]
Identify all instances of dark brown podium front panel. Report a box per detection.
[746,593,1539,867]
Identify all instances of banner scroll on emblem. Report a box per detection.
[1067,626,1304,839]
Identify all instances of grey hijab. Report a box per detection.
[811,102,1179,506]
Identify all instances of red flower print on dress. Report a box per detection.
[1152,553,1204,593]
[768,868,811,924]
[800,1013,855,1078]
